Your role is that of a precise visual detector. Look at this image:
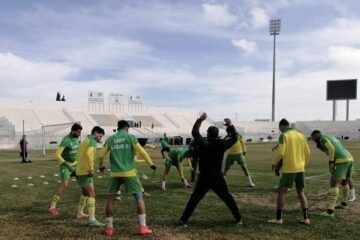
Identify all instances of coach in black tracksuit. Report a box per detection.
[179,113,242,225]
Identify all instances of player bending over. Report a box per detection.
[161,147,193,191]
[269,119,310,225]
[311,130,355,217]
[160,133,171,158]
[223,128,255,187]
[48,123,82,215]
[75,126,105,227]
[98,120,156,237]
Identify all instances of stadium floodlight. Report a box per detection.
[269,18,281,122]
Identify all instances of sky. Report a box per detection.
[1,0,360,121]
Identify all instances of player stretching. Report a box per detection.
[161,147,193,191]
[48,123,82,215]
[160,133,171,158]
[75,126,105,226]
[269,119,310,225]
[98,120,156,237]
[311,130,355,217]
[223,129,255,187]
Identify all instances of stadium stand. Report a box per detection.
[90,114,119,127]
[295,121,360,139]
[32,109,71,125]
[231,121,280,141]
[0,108,42,131]
[66,110,97,131]
[0,117,16,149]
[1,97,359,150]
[132,115,163,128]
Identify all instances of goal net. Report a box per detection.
[23,122,80,156]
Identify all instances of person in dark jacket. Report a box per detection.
[179,113,242,226]
[20,135,31,163]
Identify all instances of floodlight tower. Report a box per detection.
[269,19,281,122]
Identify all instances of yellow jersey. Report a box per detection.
[76,135,97,176]
[272,128,310,173]
[227,134,246,155]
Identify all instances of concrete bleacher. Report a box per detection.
[132,115,163,128]
[0,108,42,131]
[67,110,97,131]
[0,117,16,149]
[151,113,181,134]
[2,97,360,150]
[90,114,119,127]
[32,109,71,125]
[0,117,15,137]
[231,121,280,141]
[295,121,360,139]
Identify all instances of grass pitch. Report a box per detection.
[0,141,359,240]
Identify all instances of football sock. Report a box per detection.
[106,217,113,228]
[342,185,349,203]
[303,208,309,219]
[328,187,339,210]
[87,197,96,222]
[276,209,283,220]
[77,195,88,214]
[50,195,61,209]
[138,214,146,226]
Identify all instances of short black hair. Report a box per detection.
[71,123,83,131]
[138,138,148,147]
[118,120,130,129]
[311,130,321,137]
[279,119,290,128]
[207,126,219,139]
[91,126,105,135]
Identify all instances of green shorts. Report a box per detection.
[225,154,246,167]
[165,158,179,171]
[333,162,354,180]
[77,175,94,188]
[59,164,76,181]
[107,176,142,194]
[279,172,305,189]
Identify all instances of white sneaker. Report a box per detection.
[248,183,256,187]
[348,195,356,202]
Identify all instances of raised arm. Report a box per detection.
[192,112,207,144]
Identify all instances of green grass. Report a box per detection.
[0,141,359,240]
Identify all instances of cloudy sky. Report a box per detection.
[1,0,360,121]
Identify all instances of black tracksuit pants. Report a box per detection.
[180,173,241,223]
[190,156,199,182]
